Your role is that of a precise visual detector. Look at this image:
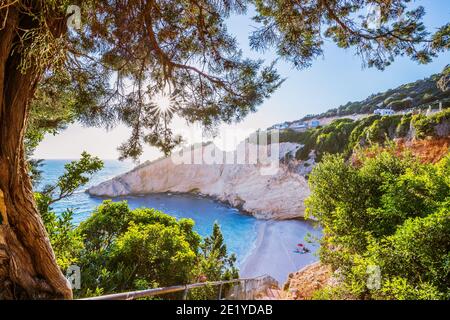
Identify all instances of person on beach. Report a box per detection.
[294,243,310,254]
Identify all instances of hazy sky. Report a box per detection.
[34,0,450,161]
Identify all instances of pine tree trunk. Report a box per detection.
[0,6,72,299]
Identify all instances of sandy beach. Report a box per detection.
[240,220,322,285]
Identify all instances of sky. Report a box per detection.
[34,0,450,161]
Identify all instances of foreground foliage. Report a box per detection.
[35,152,103,270]
[306,148,450,300]
[35,154,238,298]
[76,201,238,298]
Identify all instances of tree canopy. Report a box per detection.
[10,0,448,160]
[251,0,449,69]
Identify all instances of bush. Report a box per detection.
[363,115,402,144]
[395,114,412,137]
[376,277,445,300]
[76,201,238,298]
[280,119,358,161]
[387,100,404,111]
[35,153,103,270]
[36,154,238,299]
[412,109,450,138]
[412,114,434,138]
[347,115,380,150]
[368,207,450,299]
[307,151,450,300]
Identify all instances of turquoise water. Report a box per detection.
[38,160,134,220]
[38,160,320,273]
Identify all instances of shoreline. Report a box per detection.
[88,190,312,221]
[238,222,267,272]
[239,221,267,274]
[88,191,258,218]
[239,219,321,284]
[88,190,321,284]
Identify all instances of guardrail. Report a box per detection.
[81,274,279,300]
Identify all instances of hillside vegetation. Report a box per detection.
[280,109,450,162]
[306,148,450,300]
[286,76,450,300]
[299,71,450,121]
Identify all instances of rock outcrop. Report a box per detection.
[87,142,310,219]
[283,263,333,300]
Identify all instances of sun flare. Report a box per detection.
[151,92,176,116]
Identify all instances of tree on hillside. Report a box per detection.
[0,0,448,299]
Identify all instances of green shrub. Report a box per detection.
[412,114,434,138]
[307,151,450,300]
[395,114,412,137]
[375,277,444,300]
[387,100,404,111]
[364,115,402,144]
[347,115,380,151]
[76,201,238,298]
[368,207,450,298]
[412,109,450,138]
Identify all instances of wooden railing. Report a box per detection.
[81,274,279,300]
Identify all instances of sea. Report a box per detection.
[38,159,321,278]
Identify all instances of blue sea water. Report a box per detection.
[38,160,134,220]
[38,159,320,274]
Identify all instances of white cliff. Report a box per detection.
[87,142,310,219]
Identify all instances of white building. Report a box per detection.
[374,108,395,116]
[310,120,320,127]
[270,122,289,130]
[289,121,308,131]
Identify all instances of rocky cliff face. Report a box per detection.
[87,143,310,219]
[283,262,334,300]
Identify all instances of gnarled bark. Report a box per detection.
[0,5,72,299]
